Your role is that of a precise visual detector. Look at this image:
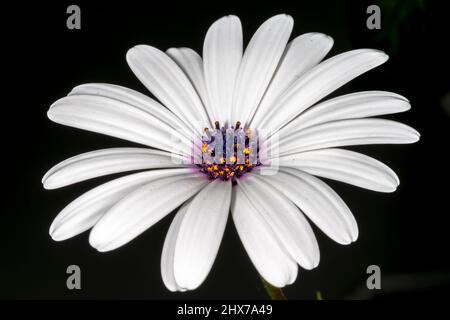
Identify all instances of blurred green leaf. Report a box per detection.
[316,290,323,300]
[375,0,426,53]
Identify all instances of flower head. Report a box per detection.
[43,14,419,291]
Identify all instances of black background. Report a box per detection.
[1,0,449,299]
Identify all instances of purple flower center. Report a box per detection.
[198,121,261,181]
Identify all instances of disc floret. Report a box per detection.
[199,121,260,180]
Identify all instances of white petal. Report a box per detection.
[232,185,298,287]
[237,175,319,269]
[166,48,214,124]
[203,15,243,124]
[173,180,232,290]
[161,200,191,292]
[69,83,195,140]
[43,148,188,190]
[232,14,293,125]
[258,49,389,131]
[254,167,358,244]
[279,148,399,192]
[126,45,210,133]
[275,118,420,156]
[49,168,193,241]
[280,91,410,135]
[89,173,208,252]
[250,33,333,127]
[48,95,192,155]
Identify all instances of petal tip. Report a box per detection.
[89,226,117,252]
[267,14,294,30]
[401,100,412,111]
[360,49,389,63]
[166,47,177,55]
[42,182,53,190]
[409,128,421,142]
[351,230,359,243]
[335,230,356,245]
[302,259,319,270]
[42,170,55,189]
[49,227,66,242]
[88,229,101,250]
[46,108,56,121]
[272,13,293,20]
[313,253,321,269]
[215,14,241,26]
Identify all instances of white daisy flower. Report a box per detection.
[43,14,420,292]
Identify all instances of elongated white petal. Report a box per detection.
[166,48,213,124]
[89,174,208,252]
[69,83,195,140]
[275,118,420,157]
[161,200,191,292]
[258,49,389,131]
[232,185,298,287]
[250,33,333,127]
[43,148,188,190]
[232,14,293,125]
[49,168,193,241]
[279,148,400,192]
[203,15,242,124]
[173,180,232,290]
[279,91,410,136]
[254,168,358,244]
[279,148,399,192]
[48,95,192,155]
[126,45,210,133]
[238,175,319,269]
